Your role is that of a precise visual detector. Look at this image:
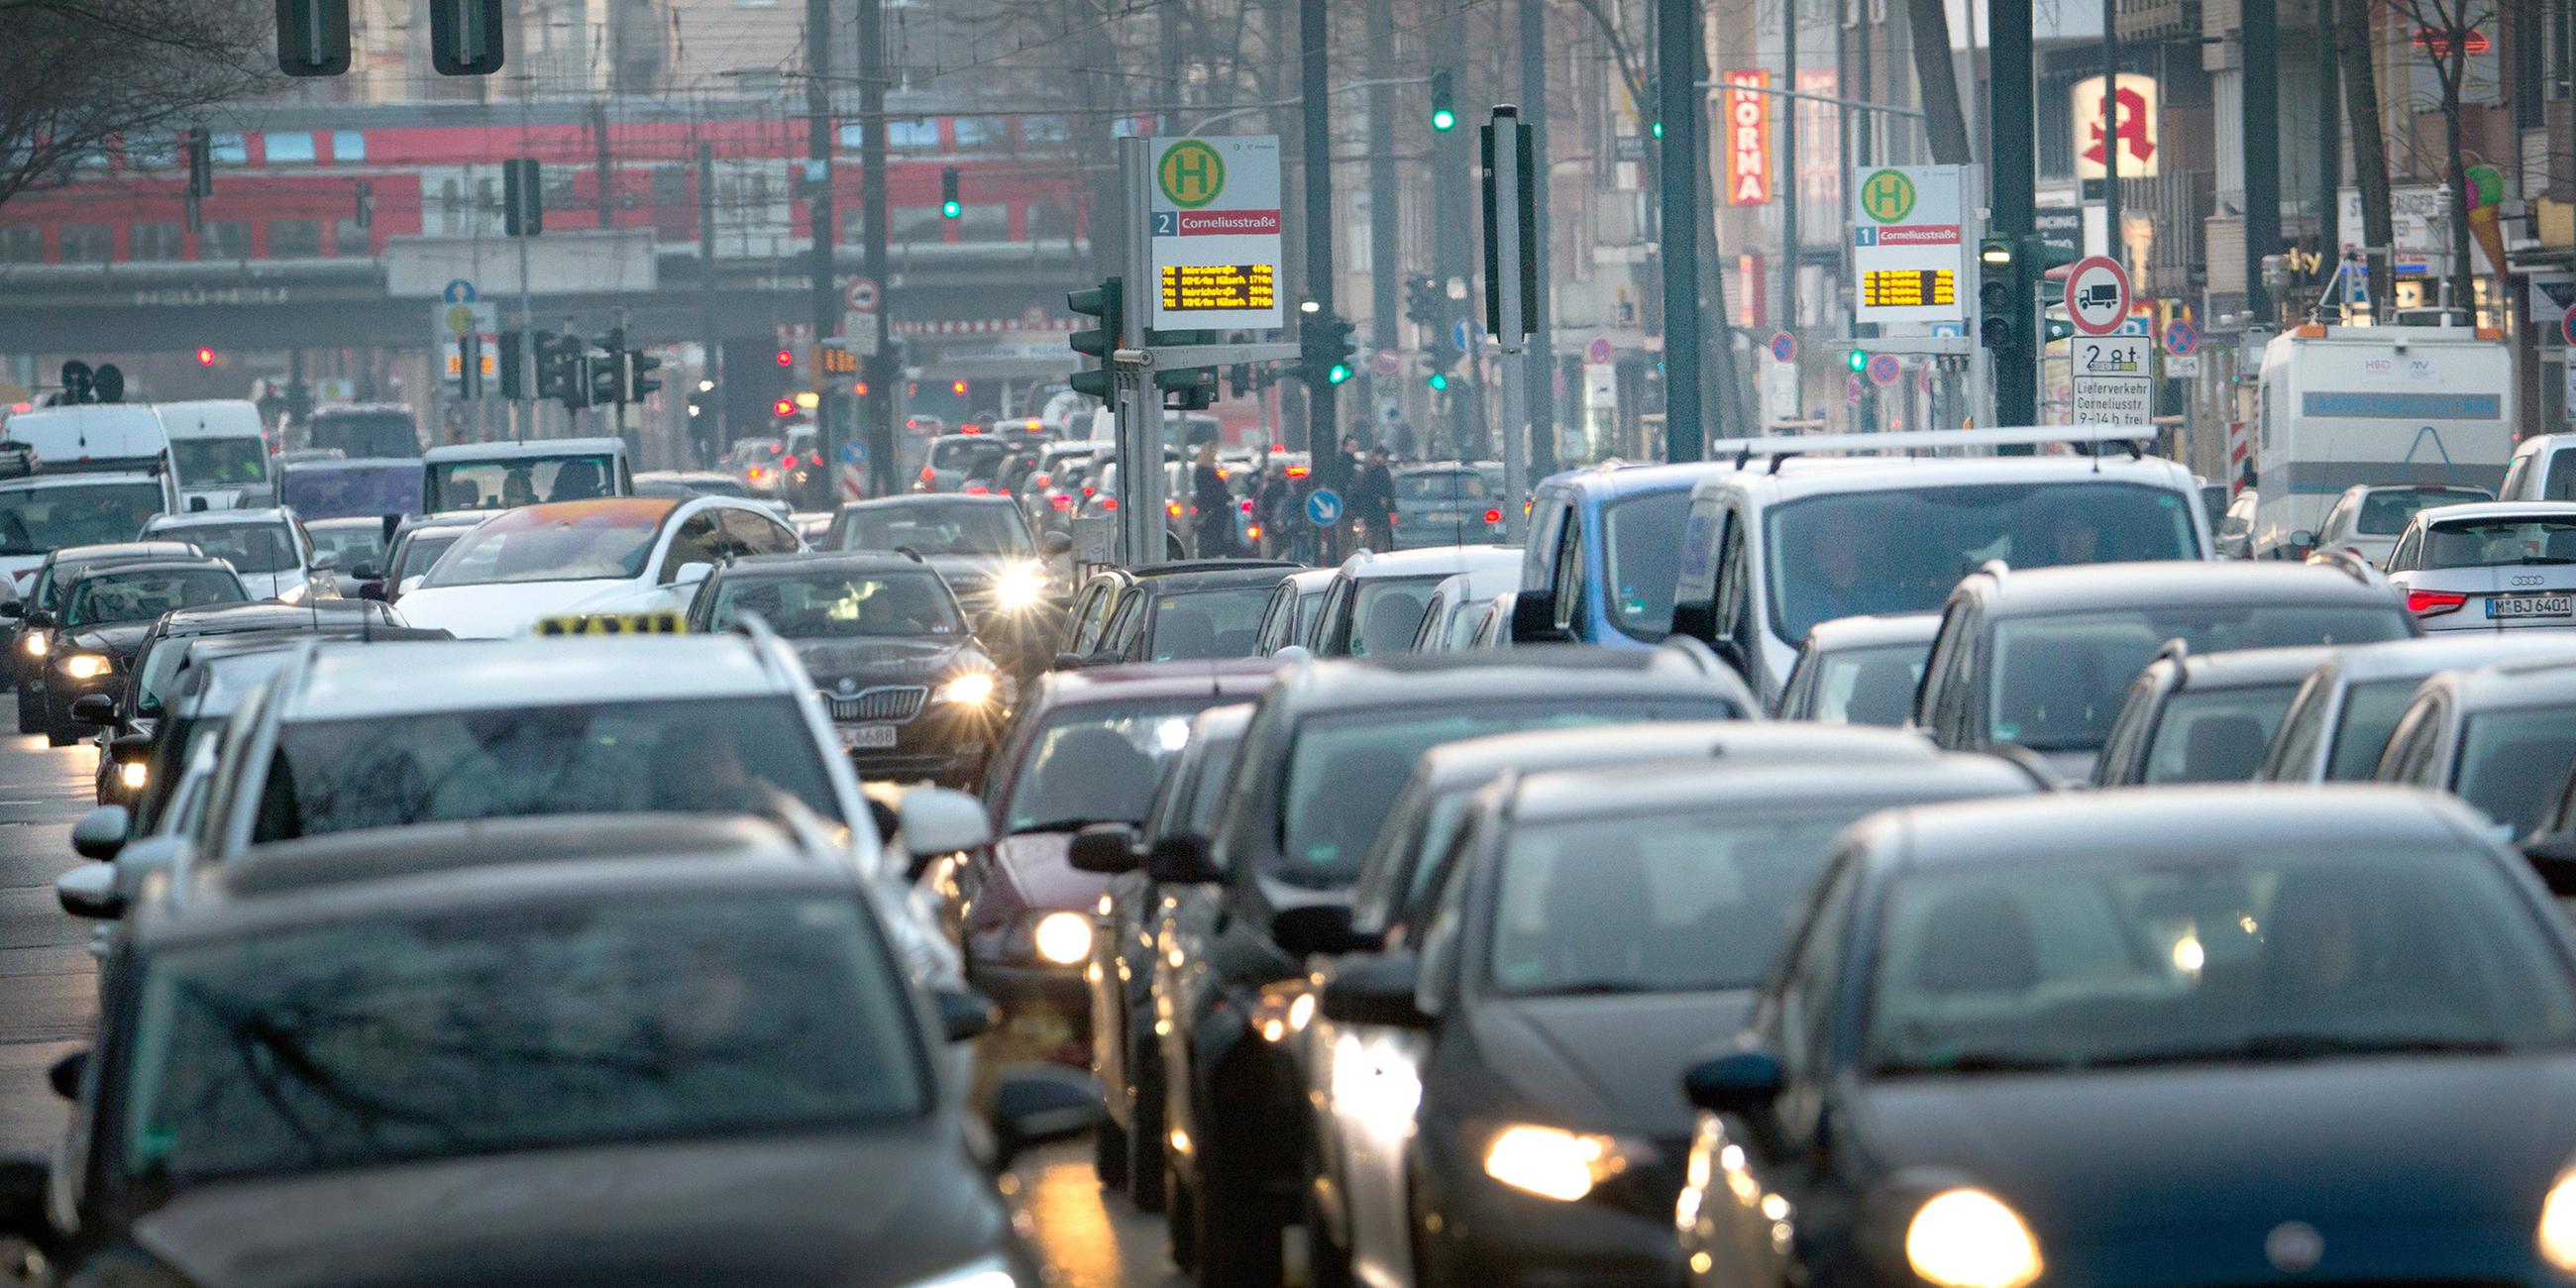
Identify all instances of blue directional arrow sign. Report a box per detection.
[1306,488,1343,527]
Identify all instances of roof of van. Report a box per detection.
[1687,451,2196,505]
[423,437,627,463]
[153,400,267,436]
[2,403,169,462]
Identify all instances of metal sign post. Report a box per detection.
[1117,138,1163,568]
[1481,107,1536,542]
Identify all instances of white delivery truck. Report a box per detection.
[154,399,269,510]
[0,403,183,590]
[2250,322,2516,559]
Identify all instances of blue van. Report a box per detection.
[1509,462,1721,648]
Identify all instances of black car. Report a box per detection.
[6,540,200,728]
[1315,745,2038,1288]
[37,558,248,745]
[2090,643,2335,788]
[358,511,484,602]
[823,494,1072,677]
[688,551,1010,785]
[1057,559,1298,668]
[3,814,1090,1287]
[1675,787,2576,1288]
[1148,648,1757,1286]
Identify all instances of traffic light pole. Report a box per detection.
[1988,0,2037,431]
[857,0,895,496]
[1298,0,1335,450]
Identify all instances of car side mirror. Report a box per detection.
[70,805,128,862]
[1068,822,1140,875]
[46,1051,82,1101]
[188,495,210,512]
[934,987,996,1042]
[1509,592,1568,644]
[989,1064,1104,1172]
[899,788,992,858]
[54,864,123,919]
[0,601,21,619]
[309,550,339,573]
[671,561,714,588]
[1271,644,1313,666]
[1044,531,1073,555]
[1052,651,1089,671]
[2290,530,2316,552]
[0,1154,48,1247]
[1145,833,1222,885]
[1682,1047,1786,1116]
[1316,952,1428,1028]
[2523,836,2576,897]
[358,581,387,601]
[109,732,151,754]
[1273,903,1372,957]
[68,694,117,727]
[1706,636,1751,681]
[350,563,380,582]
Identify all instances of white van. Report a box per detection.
[2251,322,2516,559]
[2500,433,2576,502]
[154,399,269,510]
[0,404,181,586]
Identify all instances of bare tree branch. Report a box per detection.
[0,0,275,211]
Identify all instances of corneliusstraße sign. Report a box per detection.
[1850,164,1967,325]
[1149,136,1284,329]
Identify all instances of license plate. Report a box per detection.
[839,724,900,749]
[2487,595,2575,619]
[1421,510,1460,523]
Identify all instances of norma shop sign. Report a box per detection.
[1722,70,1772,206]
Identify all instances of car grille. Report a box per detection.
[824,685,926,723]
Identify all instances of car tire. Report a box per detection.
[1127,1036,1168,1213]
[1094,1116,1130,1193]
[43,698,73,748]
[1193,1166,1285,1288]
[1164,1154,1200,1274]
[14,684,36,735]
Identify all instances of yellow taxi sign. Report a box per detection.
[533,610,687,637]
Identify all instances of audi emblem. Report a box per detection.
[2513,575,2545,587]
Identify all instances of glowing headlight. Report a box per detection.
[21,630,47,657]
[1031,911,1094,965]
[57,653,110,681]
[1904,1188,2043,1288]
[119,760,147,791]
[1482,1125,1631,1202]
[2540,1168,2576,1270]
[1251,981,1313,1043]
[992,564,1049,610]
[937,671,998,706]
[897,1254,1020,1288]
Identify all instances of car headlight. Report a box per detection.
[21,630,47,657]
[1250,980,1314,1043]
[1031,911,1093,966]
[992,564,1049,610]
[1482,1124,1638,1202]
[2540,1167,2576,1270]
[936,671,998,706]
[1905,1188,2043,1288]
[898,1255,1020,1288]
[119,760,147,791]
[57,653,110,681]
[276,581,307,604]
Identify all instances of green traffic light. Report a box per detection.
[1328,363,1352,385]
[1847,349,1868,374]
[1649,120,1664,139]
[1427,372,1449,390]
[1431,107,1456,132]
[941,199,961,219]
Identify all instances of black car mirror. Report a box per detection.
[1052,651,1089,671]
[1317,952,1428,1027]
[46,1050,82,1101]
[2523,836,2576,897]
[109,732,151,754]
[1044,531,1074,556]
[1507,592,1563,644]
[0,601,21,619]
[350,563,380,582]
[1272,903,1370,957]
[1682,1048,1786,1116]
[54,863,123,919]
[1068,822,1140,875]
[0,1155,48,1247]
[68,694,117,727]
[990,1064,1104,1172]
[934,988,997,1043]
[1145,833,1222,885]
[69,805,128,862]
[357,581,387,601]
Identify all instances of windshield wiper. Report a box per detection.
[2085,1032,2507,1068]
[1873,1051,2072,1076]
[1009,816,1121,836]
[1531,979,1660,997]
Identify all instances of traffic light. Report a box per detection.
[496,330,526,399]
[1427,371,1450,391]
[627,349,663,402]
[1846,348,1868,375]
[588,353,623,407]
[1228,365,1250,398]
[195,347,216,367]
[454,333,483,399]
[185,128,212,198]
[940,167,962,219]
[773,397,797,418]
[1430,70,1457,132]
[533,331,581,405]
[429,0,505,75]
[1403,273,1442,328]
[1977,238,2026,352]
[1068,276,1124,400]
[502,159,541,237]
[276,0,353,75]
[2043,316,2076,344]
[1299,313,1357,387]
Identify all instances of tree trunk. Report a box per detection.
[2336,0,2397,307]
[1905,0,1975,163]
[2440,70,2476,314]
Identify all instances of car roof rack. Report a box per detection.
[2306,547,2388,590]
[1977,558,2011,590]
[1704,423,2158,462]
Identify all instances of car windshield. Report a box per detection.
[1350,576,1443,657]
[2423,517,2576,568]
[0,483,168,557]
[250,697,842,843]
[1866,844,2576,1075]
[420,503,667,588]
[1989,605,2408,752]
[152,522,294,575]
[2360,487,2487,536]
[706,571,964,638]
[2453,706,2576,839]
[428,454,617,511]
[121,893,922,1188]
[1151,586,1271,660]
[835,503,1031,557]
[1396,471,1490,503]
[392,530,468,582]
[1002,698,1217,833]
[308,411,419,459]
[169,438,268,486]
[279,465,422,520]
[2141,684,2301,785]
[307,525,386,571]
[1275,699,1733,888]
[1490,807,1863,996]
[1807,641,1929,726]
[2328,678,2423,781]
[1764,483,2200,645]
[1605,490,1693,643]
[63,569,244,627]
[1181,732,1247,835]
[930,439,1013,474]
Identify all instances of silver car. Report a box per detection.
[2385,501,2576,634]
[2310,483,2492,568]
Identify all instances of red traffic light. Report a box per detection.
[194,347,216,367]
[772,397,795,417]
[774,349,794,368]
[852,380,869,396]
[950,380,968,396]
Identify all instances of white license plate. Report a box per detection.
[839,724,900,749]
[2488,595,2575,620]
[1420,510,1460,523]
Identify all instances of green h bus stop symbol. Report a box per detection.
[1860,169,1916,223]
[1158,141,1227,208]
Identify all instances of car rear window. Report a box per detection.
[2423,517,2576,569]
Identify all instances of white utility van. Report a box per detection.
[2250,323,2515,559]
[0,403,182,586]
[155,399,269,510]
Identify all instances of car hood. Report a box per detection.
[63,622,154,663]
[392,578,654,640]
[1475,990,1757,1137]
[232,569,306,601]
[1854,1054,2576,1238]
[133,1130,1007,1288]
[181,486,253,510]
[793,637,969,688]
[990,831,1111,913]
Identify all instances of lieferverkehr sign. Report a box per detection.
[1149,136,1285,329]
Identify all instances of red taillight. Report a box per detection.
[1239,499,1253,513]
[1286,466,1310,478]
[1484,508,1503,523]
[2407,590,2468,617]
[1167,501,1183,517]
[1247,524,1263,540]
[919,467,935,482]
[964,483,989,495]
[1050,494,1073,511]
[1101,497,1119,510]
[961,425,982,435]
[1031,473,1051,488]
[1082,485,1096,496]
[770,443,784,455]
